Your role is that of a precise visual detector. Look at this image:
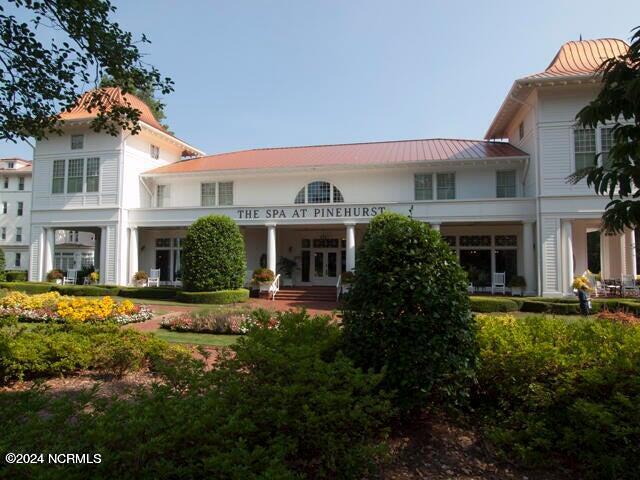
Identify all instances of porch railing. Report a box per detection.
[269,274,280,300]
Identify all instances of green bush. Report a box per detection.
[470,296,520,312]
[0,322,182,383]
[0,281,53,294]
[4,270,27,282]
[520,300,550,313]
[0,311,392,479]
[176,289,249,304]
[343,212,476,412]
[0,249,5,281]
[475,314,640,479]
[118,286,178,300]
[52,284,120,296]
[182,215,247,292]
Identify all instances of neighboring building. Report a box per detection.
[26,38,636,296]
[0,157,94,273]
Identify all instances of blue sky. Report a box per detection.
[3,0,639,159]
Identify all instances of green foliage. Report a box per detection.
[470,296,520,313]
[343,212,477,412]
[475,314,640,479]
[182,215,247,292]
[176,289,249,304]
[46,269,64,282]
[568,27,640,233]
[0,0,173,142]
[0,281,53,294]
[0,311,392,479]
[52,285,120,296]
[4,270,27,282]
[0,322,181,383]
[0,249,5,281]
[118,286,178,300]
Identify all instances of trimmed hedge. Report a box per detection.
[118,287,179,300]
[470,297,520,313]
[0,281,53,294]
[4,270,27,282]
[0,249,5,281]
[176,289,250,304]
[51,285,120,296]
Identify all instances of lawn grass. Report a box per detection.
[151,328,239,346]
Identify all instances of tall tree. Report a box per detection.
[0,0,173,142]
[568,27,640,234]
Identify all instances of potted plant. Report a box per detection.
[508,275,526,296]
[252,268,275,297]
[46,269,64,284]
[89,271,100,285]
[277,257,297,287]
[133,271,148,287]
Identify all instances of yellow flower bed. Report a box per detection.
[55,296,137,322]
[1,291,142,323]
[0,291,61,310]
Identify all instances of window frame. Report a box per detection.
[573,127,597,171]
[3,176,7,189]
[2,202,6,214]
[218,181,234,206]
[1,227,5,240]
[86,157,100,192]
[17,201,23,216]
[436,172,456,200]
[200,182,216,206]
[70,134,84,150]
[66,158,84,193]
[14,252,20,267]
[16,227,22,242]
[496,170,517,198]
[414,173,434,200]
[150,144,160,160]
[294,181,344,204]
[18,176,24,191]
[52,159,66,194]
[156,184,170,208]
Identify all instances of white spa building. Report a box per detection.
[25,38,637,297]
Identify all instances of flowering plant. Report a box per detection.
[252,268,275,284]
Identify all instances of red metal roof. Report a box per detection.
[146,138,527,175]
[524,38,628,80]
[59,87,166,131]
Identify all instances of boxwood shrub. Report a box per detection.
[0,249,5,281]
[0,281,53,294]
[4,270,27,282]
[176,289,249,304]
[182,215,247,292]
[51,285,121,296]
[343,212,476,412]
[118,287,179,300]
[470,296,520,313]
[475,314,640,479]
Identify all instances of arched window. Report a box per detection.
[294,181,344,204]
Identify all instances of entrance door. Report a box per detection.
[155,250,171,283]
[311,250,339,286]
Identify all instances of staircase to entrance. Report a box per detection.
[276,286,337,303]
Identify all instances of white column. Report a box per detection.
[266,223,277,273]
[99,227,107,284]
[522,221,536,295]
[561,220,574,295]
[44,228,55,275]
[600,232,609,279]
[129,227,139,285]
[629,230,637,278]
[345,222,356,272]
[430,222,441,232]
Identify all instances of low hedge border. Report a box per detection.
[118,287,179,300]
[4,270,28,282]
[176,289,250,304]
[470,297,520,313]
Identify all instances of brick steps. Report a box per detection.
[276,287,336,303]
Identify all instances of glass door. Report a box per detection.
[311,250,340,285]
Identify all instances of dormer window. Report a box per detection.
[150,144,160,159]
[294,181,344,204]
[71,134,84,150]
[6,161,14,169]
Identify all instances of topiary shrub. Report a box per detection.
[5,270,27,282]
[342,212,477,412]
[182,215,247,292]
[176,289,249,304]
[0,249,5,281]
[470,296,520,313]
[520,300,550,313]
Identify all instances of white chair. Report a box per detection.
[467,282,475,294]
[63,269,77,285]
[622,274,639,297]
[259,274,280,300]
[492,272,506,295]
[147,268,161,287]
